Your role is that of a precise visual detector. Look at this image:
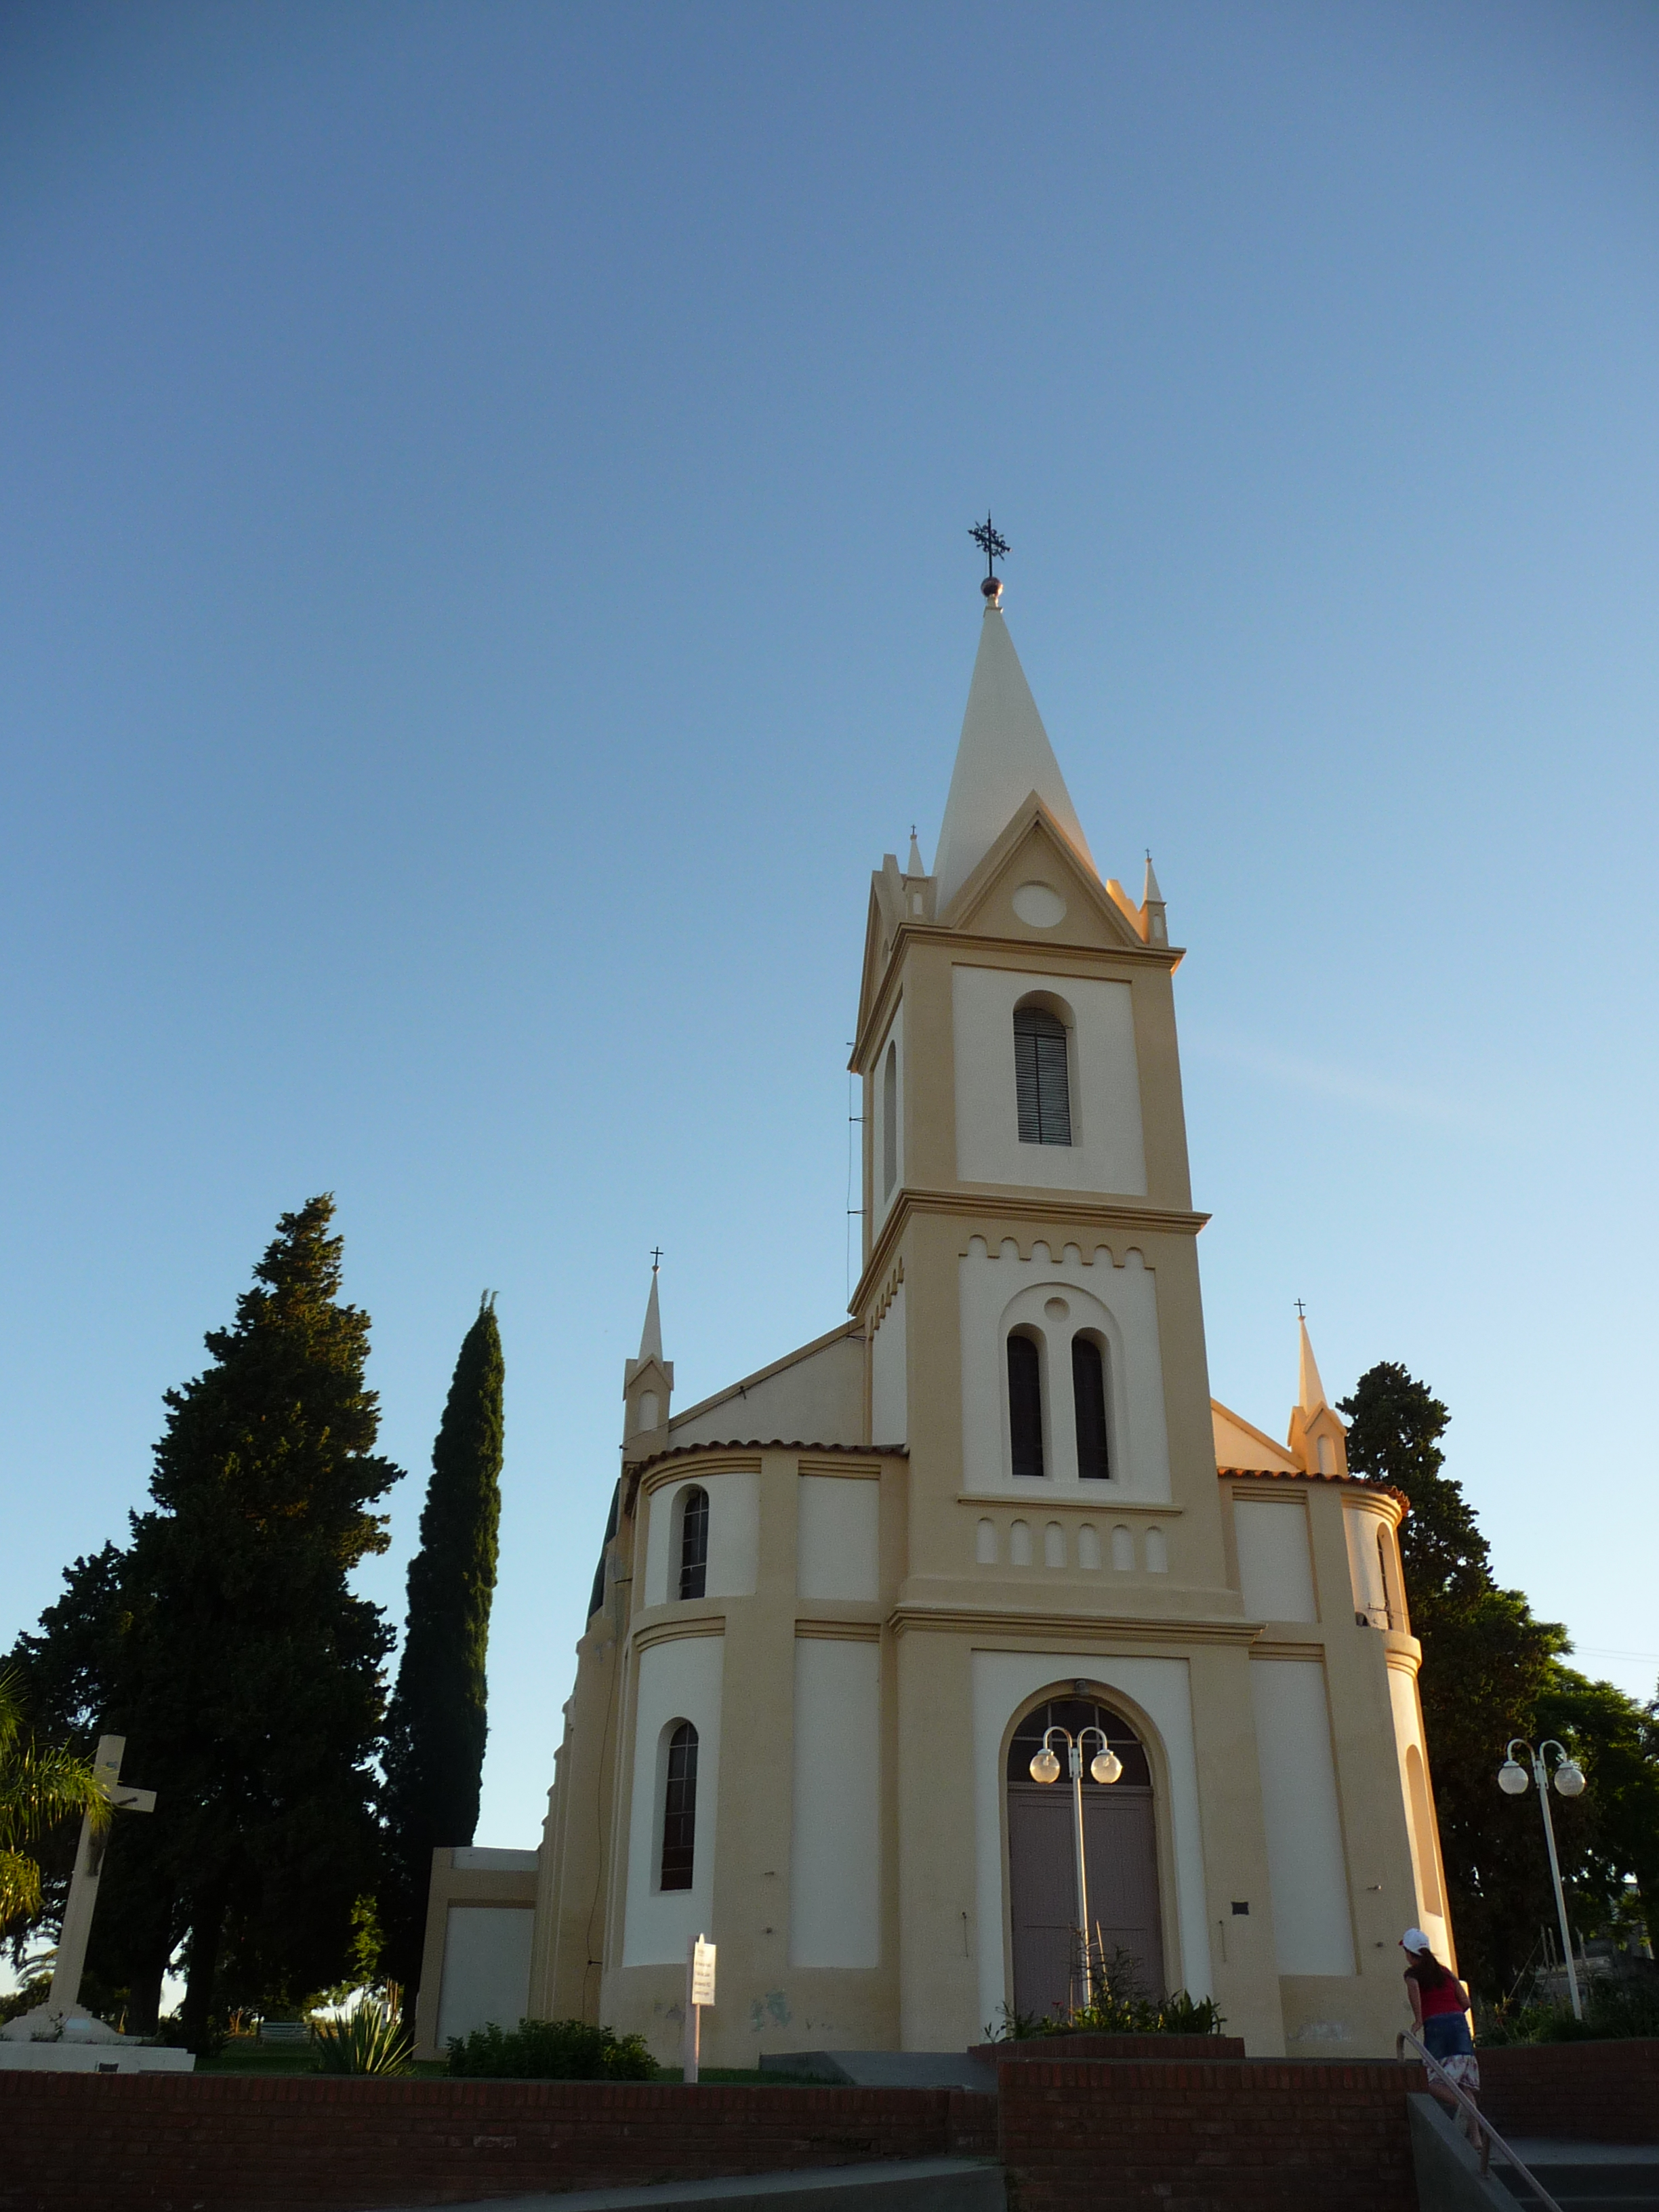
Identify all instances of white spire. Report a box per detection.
[1297,1316,1328,1415]
[1143,851,1164,906]
[933,605,1097,912]
[907,825,925,876]
[638,1267,663,1364]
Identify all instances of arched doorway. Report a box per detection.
[1006,1694,1162,2023]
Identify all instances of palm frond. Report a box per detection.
[0,1848,43,1929]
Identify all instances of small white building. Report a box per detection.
[416,582,1452,2066]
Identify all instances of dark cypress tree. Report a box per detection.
[382,1295,505,1994]
[13,1197,403,2041]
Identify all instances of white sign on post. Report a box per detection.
[690,1937,716,2009]
[681,1934,716,2083]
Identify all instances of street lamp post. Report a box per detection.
[1029,1723,1124,2007]
[1497,1738,1587,2020]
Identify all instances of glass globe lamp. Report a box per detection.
[1553,1759,1586,1797]
[1029,1747,1061,1785]
[1090,1749,1124,1786]
[1497,1758,1529,1796]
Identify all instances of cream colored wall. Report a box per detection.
[641,1470,759,1607]
[798,1473,880,1601]
[620,1633,724,1967]
[790,1636,882,1967]
[1389,1657,1452,1956]
[668,1330,865,1450]
[951,964,1147,1195]
[1235,1498,1317,1624]
[958,1239,1172,1501]
[873,1002,904,1235]
[1249,1658,1357,1975]
[436,1904,535,2047]
[871,1281,906,1447]
[1344,1500,1392,1624]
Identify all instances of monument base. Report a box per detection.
[0,2006,195,2072]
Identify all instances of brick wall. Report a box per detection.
[996,2057,1425,2212]
[0,2076,997,2212]
[970,2034,1248,2066]
[1476,2040,1659,2146]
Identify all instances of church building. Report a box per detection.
[413,573,1453,2066]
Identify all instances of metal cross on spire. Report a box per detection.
[969,513,1010,587]
[650,1247,663,1273]
[1294,1298,1307,1319]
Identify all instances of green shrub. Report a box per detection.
[1477,1979,1659,2046]
[446,2016,657,2081]
[313,1999,412,2075]
[984,1950,1226,2043]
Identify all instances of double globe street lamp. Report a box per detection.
[1498,1738,1586,2019]
[1029,1723,1123,2007]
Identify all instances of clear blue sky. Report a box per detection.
[3,1,1656,1851]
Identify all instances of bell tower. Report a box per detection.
[851,575,1222,1568]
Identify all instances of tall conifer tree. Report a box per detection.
[382,1296,504,1992]
[13,1197,402,2039]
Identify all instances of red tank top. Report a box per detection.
[1411,1964,1465,2019]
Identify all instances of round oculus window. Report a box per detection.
[1012,881,1067,928]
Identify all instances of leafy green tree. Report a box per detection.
[11,1197,403,2041]
[1535,1666,1659,1936]
[1339,1362,1656,1994]
[0,1666,110,1936]
[381,1296,505,1994]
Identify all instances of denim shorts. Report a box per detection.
[1423,2011,1474,2060]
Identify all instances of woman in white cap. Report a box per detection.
[1401,1927,1484,2160]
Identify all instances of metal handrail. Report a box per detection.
[1397,2030,1566,2212]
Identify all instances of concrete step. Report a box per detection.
[760,2051,997,2092]
[388,2156,1007,2212]
[1494,2146,1659,2212]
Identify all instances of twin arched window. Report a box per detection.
[678,1486,709,1601]
[659,1721,699,1890]
[1014,1004,1072,1147]
[1008,1331,1112,1482]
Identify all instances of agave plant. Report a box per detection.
[312,1996,413,2075]
[0,1667,111,1936]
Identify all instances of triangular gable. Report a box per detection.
[944,794,1147,952]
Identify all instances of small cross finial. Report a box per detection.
[650,1247,663,1273]
[968,513,1010,602]
[1295,1298,1307,1319]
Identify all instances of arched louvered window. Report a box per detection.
[1014,1005,1072,1146]
[678,1486,709,1601]
[1008,1332,1046,1481]
[1072,1336,1111,1481]
[882,1041,898,1200]
[659,1721,698,1891]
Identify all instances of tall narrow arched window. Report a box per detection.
[659,1721,699,1891]
[1008,1332,1046,1481]
[882,1041,898,1200]
[1376,1527,1395,1629]
[678,1486,709,1601]
[1072,1335,1111,1481]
